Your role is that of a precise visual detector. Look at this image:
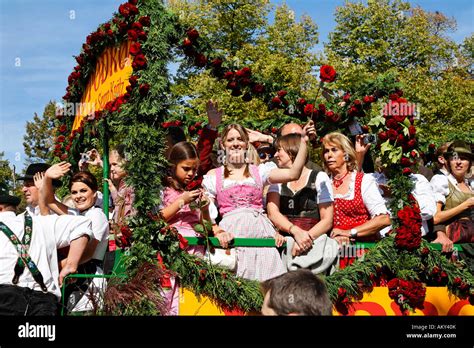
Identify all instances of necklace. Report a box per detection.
[333,171,349,189]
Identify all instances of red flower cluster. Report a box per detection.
[132,53,147,70]
[319,65,337,83]
[104,94,129,113]
[139,83,150,96]
[430,266,449,285]
[119,224,133,248]
[185,177,203,191]
[188,122,203,137]
[334,287,352,316]
[119,2,139,18]
[395,201,422,251]
[451,276,472,299]
[161,120,183,128]
[387,278,426,314]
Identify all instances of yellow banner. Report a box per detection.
[72,41,133,130]
[178,287,474,316]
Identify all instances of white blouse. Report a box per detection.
[430,173,473,204]
[71,207,109,261]
[334,171,388,218]
[267,170,334,204]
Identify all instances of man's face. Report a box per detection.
[22,180,39,206]
[261,291,278,316]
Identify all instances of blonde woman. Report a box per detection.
[202,124,307,281]
[321,132,390,246]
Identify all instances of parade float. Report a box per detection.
[54,0,473,316]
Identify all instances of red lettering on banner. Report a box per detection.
[447,300,472,316]
[390,302,403,316]
[347,302,386,316]
[421,302,438,316]
[223,308,246,316]
[101,51,109,85]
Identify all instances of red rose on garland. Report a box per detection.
[319,65,337,83]
[127,29,138,41]
[277,90,287,98]
[335,287,352,315]
[194,53,208,67]
[132,54,148,69]
[388,278,426,314]
[236,67,251,78]
[139,16,151,27]
[132,22,143,31]
[211,58,223,68]
[303,104,314,116]
[186,28,200,42]
[139,83,150,96]
[130,42,141,55]
[251,83,265,94]
[119,3,138,17]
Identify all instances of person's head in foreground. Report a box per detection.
[260,269,333,316]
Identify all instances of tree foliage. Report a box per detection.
[0,152,14,189]
[325,0,473,142]
[168,0,319,123]
[23,101,57,164]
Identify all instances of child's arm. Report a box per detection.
[267,137,307,184]
[159,189,201,222]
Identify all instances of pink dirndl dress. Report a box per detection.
[161,187,206,315]
[162,187,206,256]
[214,165,286,282]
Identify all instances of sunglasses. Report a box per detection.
[258,152,274,160]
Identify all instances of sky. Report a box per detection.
[0,0,472,172]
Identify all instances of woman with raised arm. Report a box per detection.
[201,124,307,281]
[41,163,109,313]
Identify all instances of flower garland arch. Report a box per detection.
[53,0,473,315]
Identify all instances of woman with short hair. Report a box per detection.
[321,132,390,246]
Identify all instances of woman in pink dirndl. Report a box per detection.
[202,124,307,282]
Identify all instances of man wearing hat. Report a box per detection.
[17,163,62,216]
[0,183,21,213]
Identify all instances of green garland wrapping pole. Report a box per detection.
[51,0,473,315]
[102,118,110,222]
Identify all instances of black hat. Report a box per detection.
[444,141,474,161]
[0,183,21,206]
[17,163,62,188]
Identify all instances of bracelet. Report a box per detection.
[288,224,295,234]
[207,124,217,131]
